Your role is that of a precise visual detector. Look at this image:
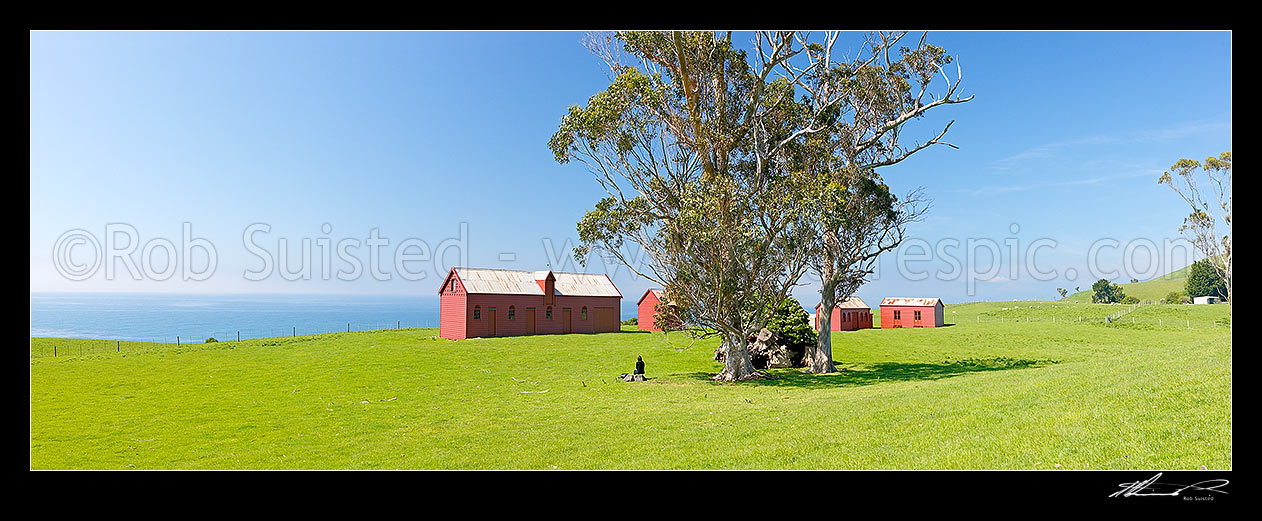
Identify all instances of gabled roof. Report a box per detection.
[816,297,869,310]
[880,297,943,307]
[443,268,622,298]
[638,288,666,306]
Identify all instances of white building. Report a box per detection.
[1193,296,1222,305]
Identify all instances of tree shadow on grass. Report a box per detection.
[678,357,1058,389]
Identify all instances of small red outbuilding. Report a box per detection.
[637,289,665,331]
[438,267,623,340]
[814,297,873,331]
[637,289,683,331]
[879,297,945,328]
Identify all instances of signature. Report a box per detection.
[1110,473,1229,498]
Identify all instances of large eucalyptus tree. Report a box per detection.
[550,31,970,380]
[549,31,820,381]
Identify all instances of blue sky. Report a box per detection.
[30,31,1232,310]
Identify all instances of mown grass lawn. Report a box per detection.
[30,303,1231,469]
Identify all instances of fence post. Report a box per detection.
[293,326,296,337]
[177,336,180,346]
[348,322,351,333]
[117,341,120,352]
[238,331,240,342]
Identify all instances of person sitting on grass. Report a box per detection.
[635,355,645,376]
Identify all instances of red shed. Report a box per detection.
[636,289,683,331]
[879,297,945,328]
[814,297,873,331]
[438,267,623,340]
[637,289,666,331]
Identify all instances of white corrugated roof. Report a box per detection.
[816,297,870,310]
[451,268,621,297]
[837,297,869,309]
[880,297,943,307]
[554,272,623,297]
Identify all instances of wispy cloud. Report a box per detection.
[989,119,1229,172]
[991,135,1119,171]
[955,169,1159,196]
[1132,120,1229,142]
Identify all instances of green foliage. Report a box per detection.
[205,337,218,343]
[1091,279,1127,304]
[621,317,638,326]
[1120,296,1140,305]
[1164,291,1184,304]
[764,299,815,362]
[1185,259,1226,298]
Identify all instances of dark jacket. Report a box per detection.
[635,360,645,375]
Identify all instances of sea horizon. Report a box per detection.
[29,291,442,342]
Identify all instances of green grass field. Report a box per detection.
[30,302,1231,469]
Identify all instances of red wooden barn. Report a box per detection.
[814,297,873,331]
[879,297,945,328]
[438,267,623,340]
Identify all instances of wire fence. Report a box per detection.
[30,319,440,359]
[941,314,1231,329]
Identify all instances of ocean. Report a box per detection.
[29,292,440,343]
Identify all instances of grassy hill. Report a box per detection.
[30,302,1231,469]
[1064,263,1194,303]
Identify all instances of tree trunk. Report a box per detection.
[806,281,838,374]
[714,330,761,381]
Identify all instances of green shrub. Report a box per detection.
[1121,296,1140,305]
[205,337,218,343]
[621,317,638,326]
[1164,291,1184,304]
[765,299,815,364]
